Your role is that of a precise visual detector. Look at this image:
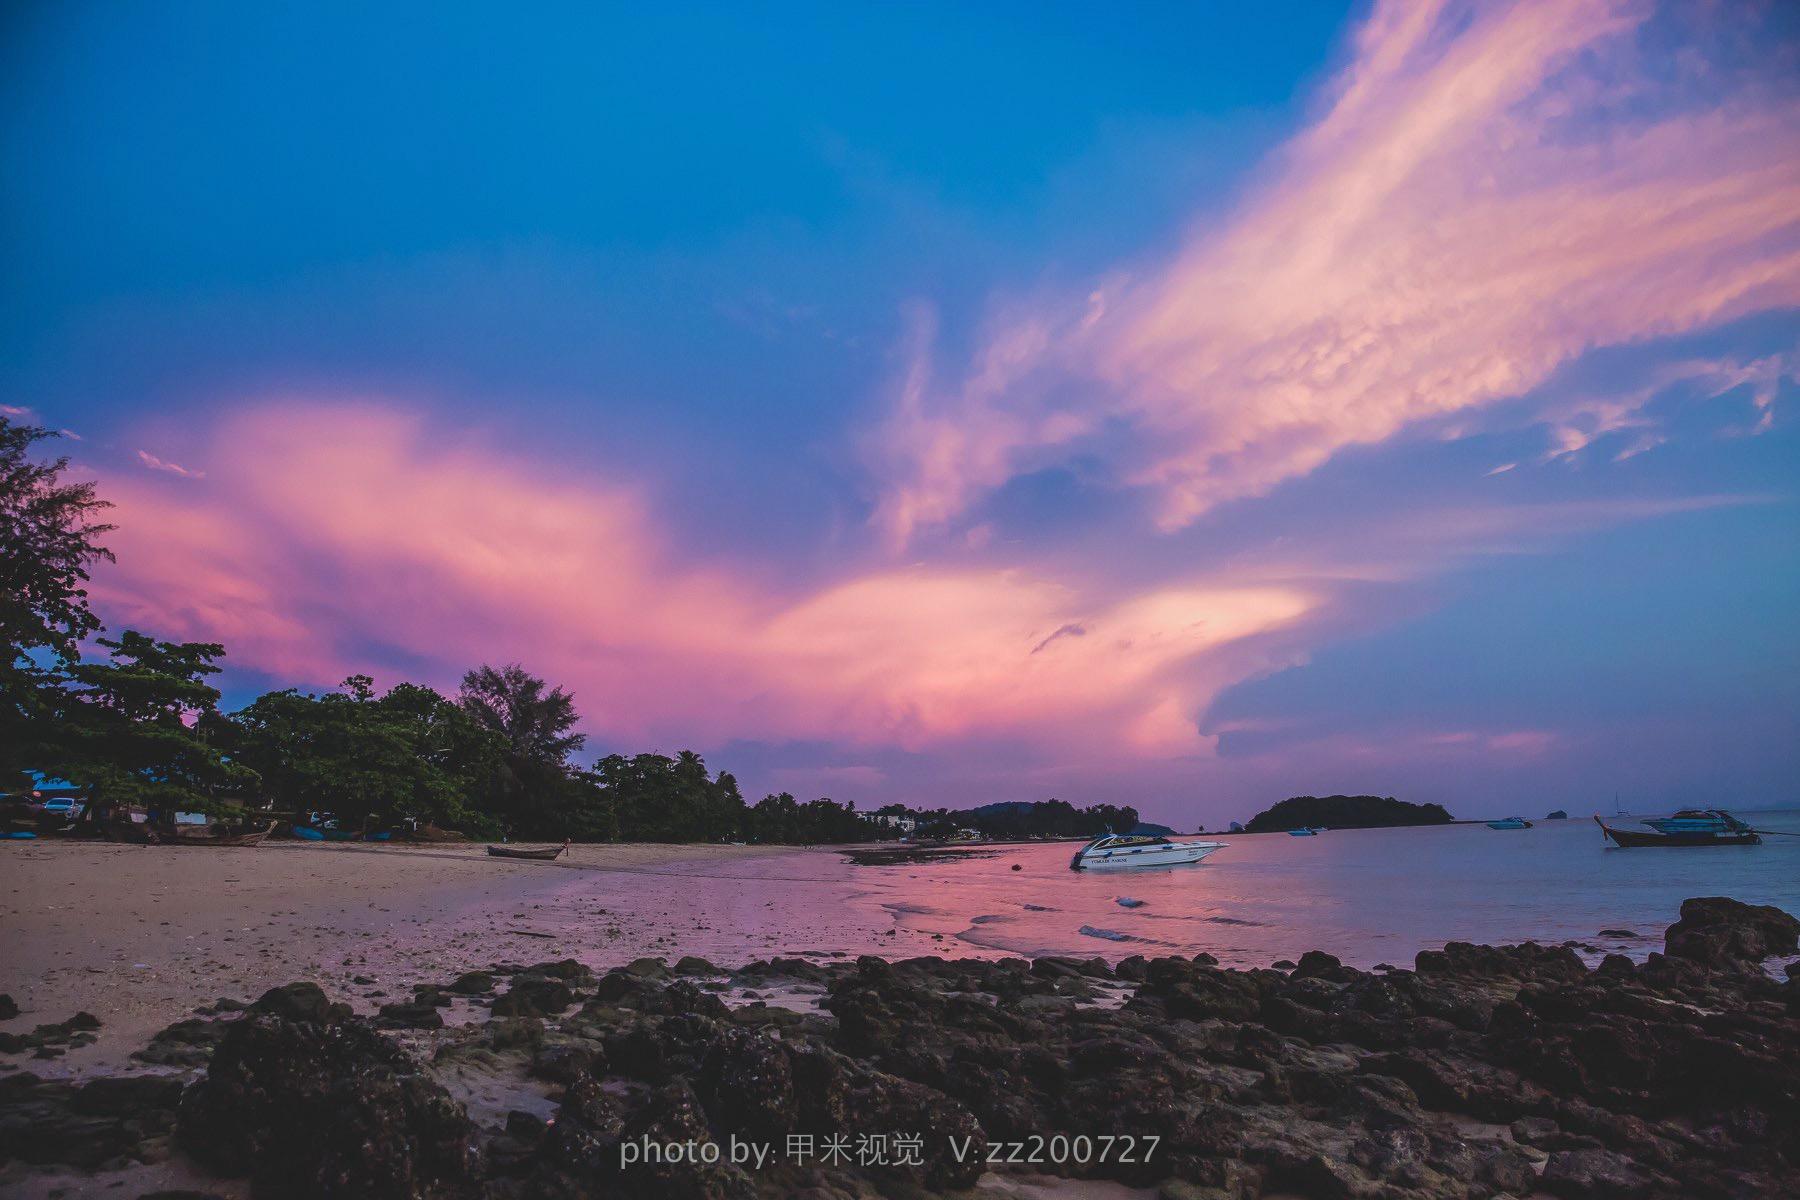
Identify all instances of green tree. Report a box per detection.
[595,749,747,842]
[459,663,588,835]
[1,416,115,780]
[458,663,585,763]
[227,678,507,831]
[46,631,255,814]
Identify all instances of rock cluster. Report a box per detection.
[1,897,1794,1199]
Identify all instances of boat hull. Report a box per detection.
[1073,841,1224,870]
[1595,816,1760,848]
[486,844,566,861]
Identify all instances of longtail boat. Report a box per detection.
[1595,811,1760,847]
[486,843,567,861]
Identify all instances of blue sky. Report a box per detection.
[3,0,1797,822]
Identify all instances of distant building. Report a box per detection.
[871,812,918,833]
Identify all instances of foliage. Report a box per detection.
[0,416,115,778]
[458,663,585,765]
[1244,794,1453,833]
[901,799,1139,841]
[43,631,256,814]
[225,677,507,831]
[596,750,745,842]
[745,791,871,845]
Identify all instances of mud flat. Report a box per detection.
[2,896,1795,1199]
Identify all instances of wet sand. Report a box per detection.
[0,839,828,1075]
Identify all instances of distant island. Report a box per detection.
[1244,794,1453,832]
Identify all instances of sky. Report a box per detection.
[3,0,1797,824]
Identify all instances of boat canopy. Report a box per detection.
[1124,822,1176,838]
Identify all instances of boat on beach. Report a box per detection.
[486,843,568,861]
[1069,828,1226,870]
[165,821,277,847]
[1486,817,1532,830]
[1595,810,1760,848]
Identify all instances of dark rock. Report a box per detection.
[673,956,719,976]
[1597,929,1638,939]
[1541,1148,1672,1198]
[0,995,16,1021]
[491,976,574,1018]
[134,1017,231,1067]
[376,1000,445,1030]
[72,1075,185,1117]
[248,982,347,1025]
[525,958,595,985]
[178,1011,478,1198]
[530,1042,603,1084]
[446,971,494,995]
[1415,940,1587,982]
[1663,896,1800,966]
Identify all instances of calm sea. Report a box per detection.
[539,810,1800,971]
[850,811,1800,968]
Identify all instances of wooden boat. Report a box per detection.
[1594,814,1760,848]
[1487,817,1532,830]
[167,821,276,847]
[486,843,567,861]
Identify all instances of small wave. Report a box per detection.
[968,914,1007,925]
[881,901,946,916]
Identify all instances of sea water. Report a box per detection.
[850,810,1800,967]
[541,809,1800,970]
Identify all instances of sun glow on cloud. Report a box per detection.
[871,0,1800,544]
[92,406,1322,759]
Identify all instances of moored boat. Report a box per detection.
[486,843,568,861]
[1069,828,1226,871]
[1595,812,1760,848]
[1286,827,1325,837]
[166,821,277,847]
[1486,817,1532,830]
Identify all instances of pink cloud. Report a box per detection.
[136,450,205,478]
[870,0,1800,543]
[90,404,1327,761]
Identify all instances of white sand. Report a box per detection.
[0,839,838,1074]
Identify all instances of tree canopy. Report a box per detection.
[44,631,256,814]
[1,416,115,781]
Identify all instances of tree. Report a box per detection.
[596,749,746,842]
[1,416,115,779]
[458,663,589,835]
[45,631,256,814]
[458,663,585,764]
[227,678,507,831]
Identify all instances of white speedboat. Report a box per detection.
[1069,829,1227,871]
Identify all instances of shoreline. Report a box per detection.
[1,840,812,1075]
[0,893,1794,1199]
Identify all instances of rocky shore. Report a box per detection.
[1,896,1795,1200]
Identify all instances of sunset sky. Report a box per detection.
[4,0,1797,823]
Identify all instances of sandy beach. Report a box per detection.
[2,840,855,1076]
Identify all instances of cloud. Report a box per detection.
[91,404,1325,761]
[136,450,205,478]
[1,404,36,419]
[870,0,1800,543]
